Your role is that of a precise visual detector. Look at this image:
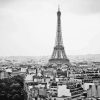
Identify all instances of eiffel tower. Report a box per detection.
[49,7,71,67]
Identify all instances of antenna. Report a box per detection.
[58,4,60,11]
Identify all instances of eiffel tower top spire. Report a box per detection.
[55,5,63,46]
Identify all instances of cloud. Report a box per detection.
[0,0,100,56]
[2,0,100,15]
[62,0,100,15]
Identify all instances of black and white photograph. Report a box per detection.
[0,0,100,100]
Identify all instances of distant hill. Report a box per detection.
[0,54,100,64]
[35,54,100,64]
[68,54,100,62]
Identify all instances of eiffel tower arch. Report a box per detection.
[48,7,71,67]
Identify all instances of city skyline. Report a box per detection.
[0,0,100,56]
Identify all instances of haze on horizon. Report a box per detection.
[0,0,100,56]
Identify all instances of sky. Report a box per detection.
[0,0,100,56]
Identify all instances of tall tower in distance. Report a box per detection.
[49,6,71,67]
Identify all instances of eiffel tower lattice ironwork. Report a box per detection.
[49,7,71,66]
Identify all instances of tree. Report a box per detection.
[0,75,27,100]
[12,94,21,100]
